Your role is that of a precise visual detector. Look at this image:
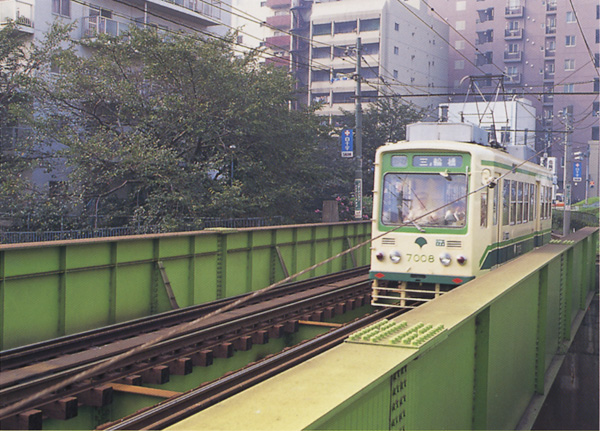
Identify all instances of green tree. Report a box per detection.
[30,27,332,229]
[0,21,73,228]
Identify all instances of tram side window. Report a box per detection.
[523,183,530,223]
[541,186,548,219]
[529,184,535,221]
[516,182,523,224]
[502,179,510,225]
[510,180,517,225]
[546,187,552,218]
[480,190,488,227]
[493,183,498,225]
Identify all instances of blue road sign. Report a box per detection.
[341,128,354,158]
[573,161,582,182]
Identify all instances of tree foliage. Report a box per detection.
[25,27,333,229]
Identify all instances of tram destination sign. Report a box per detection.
[413,155,463,168]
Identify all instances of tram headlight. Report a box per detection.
[457,255,467,265]
[389,251,402,264]
[439,253,452,266]
[375,251,385,261]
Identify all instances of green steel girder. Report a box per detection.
[167,227,598,431]
[0,222,371,350]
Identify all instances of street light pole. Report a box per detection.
[562,113,571,236]
[354,37,363,220]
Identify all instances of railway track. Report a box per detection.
[100,307,401,430]
[0,267,374,430]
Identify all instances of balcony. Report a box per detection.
[266,0,291,9]
[544,49,556,58]
[545,26,556,35]
[266,14,290,29]
[505,6,524,18]
[0,0,34,33]
[504,28,523,40]
[505,73,521,84]
[542,94,554,104]
[265,35,291,49]
[546,2,557,13]
[144,0,222,27]
[82,16,129,38]
[504,51,522,62]
[543,70,555,80]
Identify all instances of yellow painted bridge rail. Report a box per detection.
[0,222,370,350]
[168,227,598,431]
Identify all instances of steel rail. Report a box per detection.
[0,275,371,415]
[0,266,369,371]
[101,307,402,430]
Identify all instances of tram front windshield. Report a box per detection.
[381,173,468,228]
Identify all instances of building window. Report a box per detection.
[393,70,398,79]
[595,78,600,92]
[332,92,354,104]
[312,47,330,59]
[456,1,466,11]
[596,29,600,43]
[563,83,574,93]
[476,52,493,66]
[593,101,599,116]
[595,53,600,67]
[334,20,357,34]
[564,59,575,70]
[311,70,330,82]
[359,18,379,32]
[565,35,576,47]
[394,22,399,31]
[477,8,494,23]
[566,11,575,23]
[394,46,399,55]
[592,126,599,141]
[455,60,465,70]
[507,43,519,53]
[456,21,465,31]
[52,0,70,17]
[363,43,379,55]
[455,40,465,50]
[313,23,331,36]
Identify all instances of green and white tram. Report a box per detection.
[370,123,553,308]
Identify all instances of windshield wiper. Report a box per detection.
[410,220,425,232]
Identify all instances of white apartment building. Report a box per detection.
[1,0,230,41]
[308,0,449,117]
[1,0,230,188]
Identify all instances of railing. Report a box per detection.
[505,72,521,84]
[0,0,34,29]
[546,2,557,12]
[82,16,128,37]
[544,49,556,58]
[546,26,556,35]
[505,6,524,17]
[504,51,522,62]
[0,217,286,244]
[160,0,222,20]
[504,28,523,39]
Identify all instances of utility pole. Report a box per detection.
[354,37,363,220]
[562,112,571,236]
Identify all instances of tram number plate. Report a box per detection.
[407,254,435,263]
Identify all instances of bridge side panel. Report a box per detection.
[0,222,371,349]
